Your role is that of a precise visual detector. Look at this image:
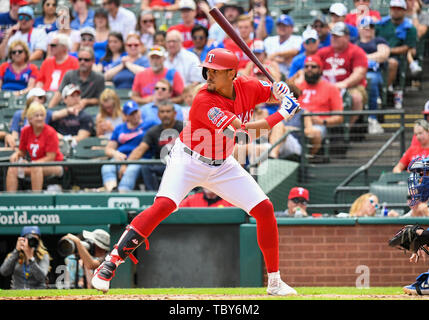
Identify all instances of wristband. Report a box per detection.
[265,111,284,129]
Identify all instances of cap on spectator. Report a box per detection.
[252,39,265,53]
[304,55,323,68]
[331,22,350,36]
[123,100,139,115]
[222,0,243,9]
[276,14,294,26]
[302,28,319,41]
[423,100,429,114]
[329,3,348,17]
[10,0,29,6]
[179,0,196,10]
[80,26,96,38]
[288,187,310,201]
[390,0,407,9]
[21,226,41,237]
[18,6,34,19]
[82,229,110,251]
[62,84,81,98]
[27,87,46,100]
[312,14,328,26]
[148,45,166,57]
[358,16,376,28]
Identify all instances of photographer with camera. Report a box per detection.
[58,229,110,289]
[0,226,51,289]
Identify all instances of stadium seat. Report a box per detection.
[8,95,27,109]
[115,89,133,101]
[369,171,409,204]
[67,137,109,190]
[0,91,13,108]
[0,108,20,132]
[73,137,109,160]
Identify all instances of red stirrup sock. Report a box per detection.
[249,199,279,273]
[130,196,177,238]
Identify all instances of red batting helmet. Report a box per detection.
[200,48,239,79]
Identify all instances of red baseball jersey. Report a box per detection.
[316,43,368,87]
[19,124,64,161]
[179,76,272,160]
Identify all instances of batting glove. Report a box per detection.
[272,81,290,101]
[278,94,300,119]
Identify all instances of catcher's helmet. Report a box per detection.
[200,48,239,80]
[408,157,429,206]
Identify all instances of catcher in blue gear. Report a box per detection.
[388,157,429,295]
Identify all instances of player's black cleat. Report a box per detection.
[92,225,148,293]
[92,259,118,293]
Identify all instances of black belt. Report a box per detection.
[183,147,224,166]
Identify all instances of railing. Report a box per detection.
[333,126,405,203]
[0,159,164,191]
[299,109,406,181]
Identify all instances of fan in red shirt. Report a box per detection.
[180,187,235,207]
[35,34,79,92]
[297,55,344,155]
[6,102,63,192]
[316,22,368,126]
[394,119,429,173]
[167,0,198,49]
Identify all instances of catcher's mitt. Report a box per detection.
[388,225,429,254]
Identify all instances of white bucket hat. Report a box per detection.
[82,229,110,251]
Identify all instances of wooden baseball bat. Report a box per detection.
[209,7,275,83]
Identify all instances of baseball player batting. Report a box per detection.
[92,48,300,295]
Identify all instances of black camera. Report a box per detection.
[25,234,40,249]
[57,235,95,257]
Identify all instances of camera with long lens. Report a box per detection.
[25,234,40,249]
[57,235,95,257]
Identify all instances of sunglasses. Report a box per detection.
[369,198,379,209]
[305,38,317,45]
[154,86,168,91]
[126,43,140,47]
[304,64,319,69]
[18,15,32,21]
[291,198,308,205]
[11,49,24,55]
[142,19,154,24]
[78,57,92,62]
[81,36,94,42]
[44,2,56,6]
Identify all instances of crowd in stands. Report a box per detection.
[0,0,427,193]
